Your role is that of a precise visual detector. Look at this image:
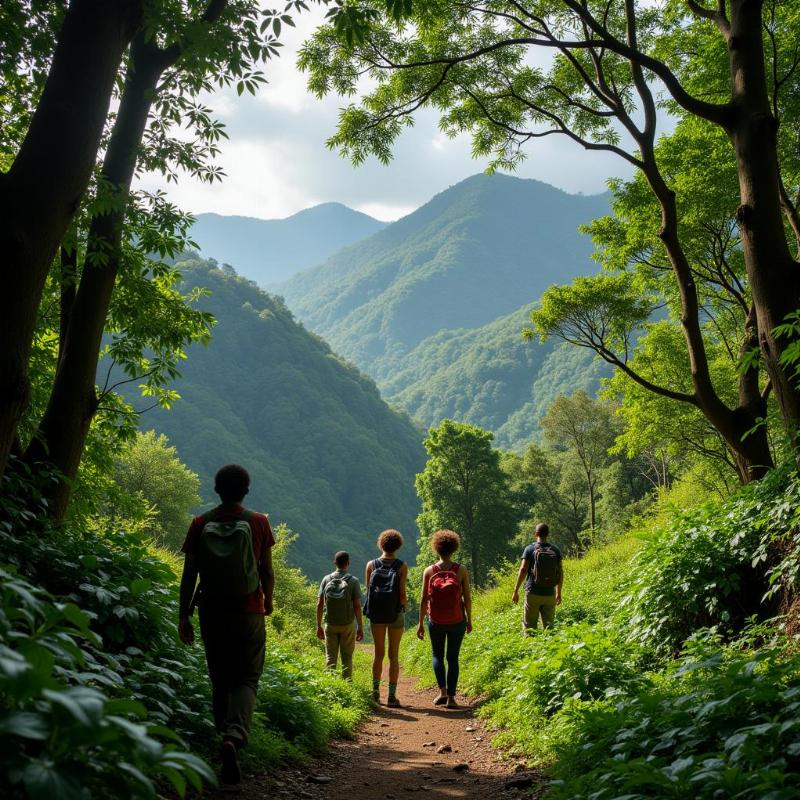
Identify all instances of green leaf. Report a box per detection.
[0,711,49,740]
[22,761,85,800]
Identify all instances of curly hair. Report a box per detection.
[431,529,460,558]
[377,529,404,554]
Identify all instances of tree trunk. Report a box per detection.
[58,241,79,368]
[25,37,165,518]
[0,0,141,479]
[643,157,773,482]
[727,3,800,439]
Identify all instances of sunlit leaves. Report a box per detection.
[530,273,654,359]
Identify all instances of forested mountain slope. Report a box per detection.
[135,259,424,576]
[279,173,608,374]
[191,203,386,286]
[382,306,609,450]
[278,174,609,446]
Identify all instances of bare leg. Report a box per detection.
[387,627,404,685]
[371,624,387,682]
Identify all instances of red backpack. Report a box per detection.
[428,563,463,625]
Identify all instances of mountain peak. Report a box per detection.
[190,204,387,285]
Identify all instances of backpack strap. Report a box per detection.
[203,507,254,523]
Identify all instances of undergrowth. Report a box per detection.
[0,461,370,799]
[404,463,800,799]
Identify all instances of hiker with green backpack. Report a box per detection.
[178,464,275,786]
[316,550,363,680]
[512,522,563,635]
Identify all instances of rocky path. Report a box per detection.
[214,671,541,799]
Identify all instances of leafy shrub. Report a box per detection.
[623,465,799,655]
[0,565,214,799]
[548,634,800,800]
[1,461,371,798]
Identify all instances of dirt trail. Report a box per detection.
[215,670,541,799]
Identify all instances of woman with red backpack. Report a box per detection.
[416,530,472,708]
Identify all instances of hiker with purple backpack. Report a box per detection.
[512,522,563,635]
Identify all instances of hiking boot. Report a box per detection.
[386,695,401,708]
[371,689,380,704]
[220,740,241,785]
[433,692,448,706]
[446,696,460,709]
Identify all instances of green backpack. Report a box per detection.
[324,573,355,625]
[196,509,260,598]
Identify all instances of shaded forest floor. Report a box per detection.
[206,670,542,799]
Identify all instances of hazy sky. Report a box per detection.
[138,8,632,222]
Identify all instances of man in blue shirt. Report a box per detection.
[511,522,563,635]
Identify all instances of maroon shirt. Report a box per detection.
[182,503,275,614]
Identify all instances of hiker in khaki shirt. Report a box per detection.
[316,551,363,680]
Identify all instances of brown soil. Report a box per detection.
[207,670,542,799]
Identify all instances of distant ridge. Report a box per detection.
[190,202,386,286]
[280,173,609,374]
[136,258,424,577]
[277,173,610,448]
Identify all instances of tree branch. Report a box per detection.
[559,0,733,127]
[685,0,731,35]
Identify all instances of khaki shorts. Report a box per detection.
[370,609,406,630]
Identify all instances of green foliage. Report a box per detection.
[503,395,651,554]
[0,461,372,798]
[415,419,516,586]
[548,635,800,800]
[0,564,215,800]
[776,310,800,386]
[0,462,215,799]
[622,465,800,656]
[111,431,201,549]
[124,258,425,578]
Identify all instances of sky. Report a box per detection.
[138,8,633,223]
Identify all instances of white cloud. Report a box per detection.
[136,7,635,220]
[355,202,417,222]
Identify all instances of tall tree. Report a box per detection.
[415,419,515,586]
[23,0,285,516]
[0,0,143,476]
[531,118,778,484]
[299,0,800,479]
[541,391,618,532]
[113,430,201,548]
